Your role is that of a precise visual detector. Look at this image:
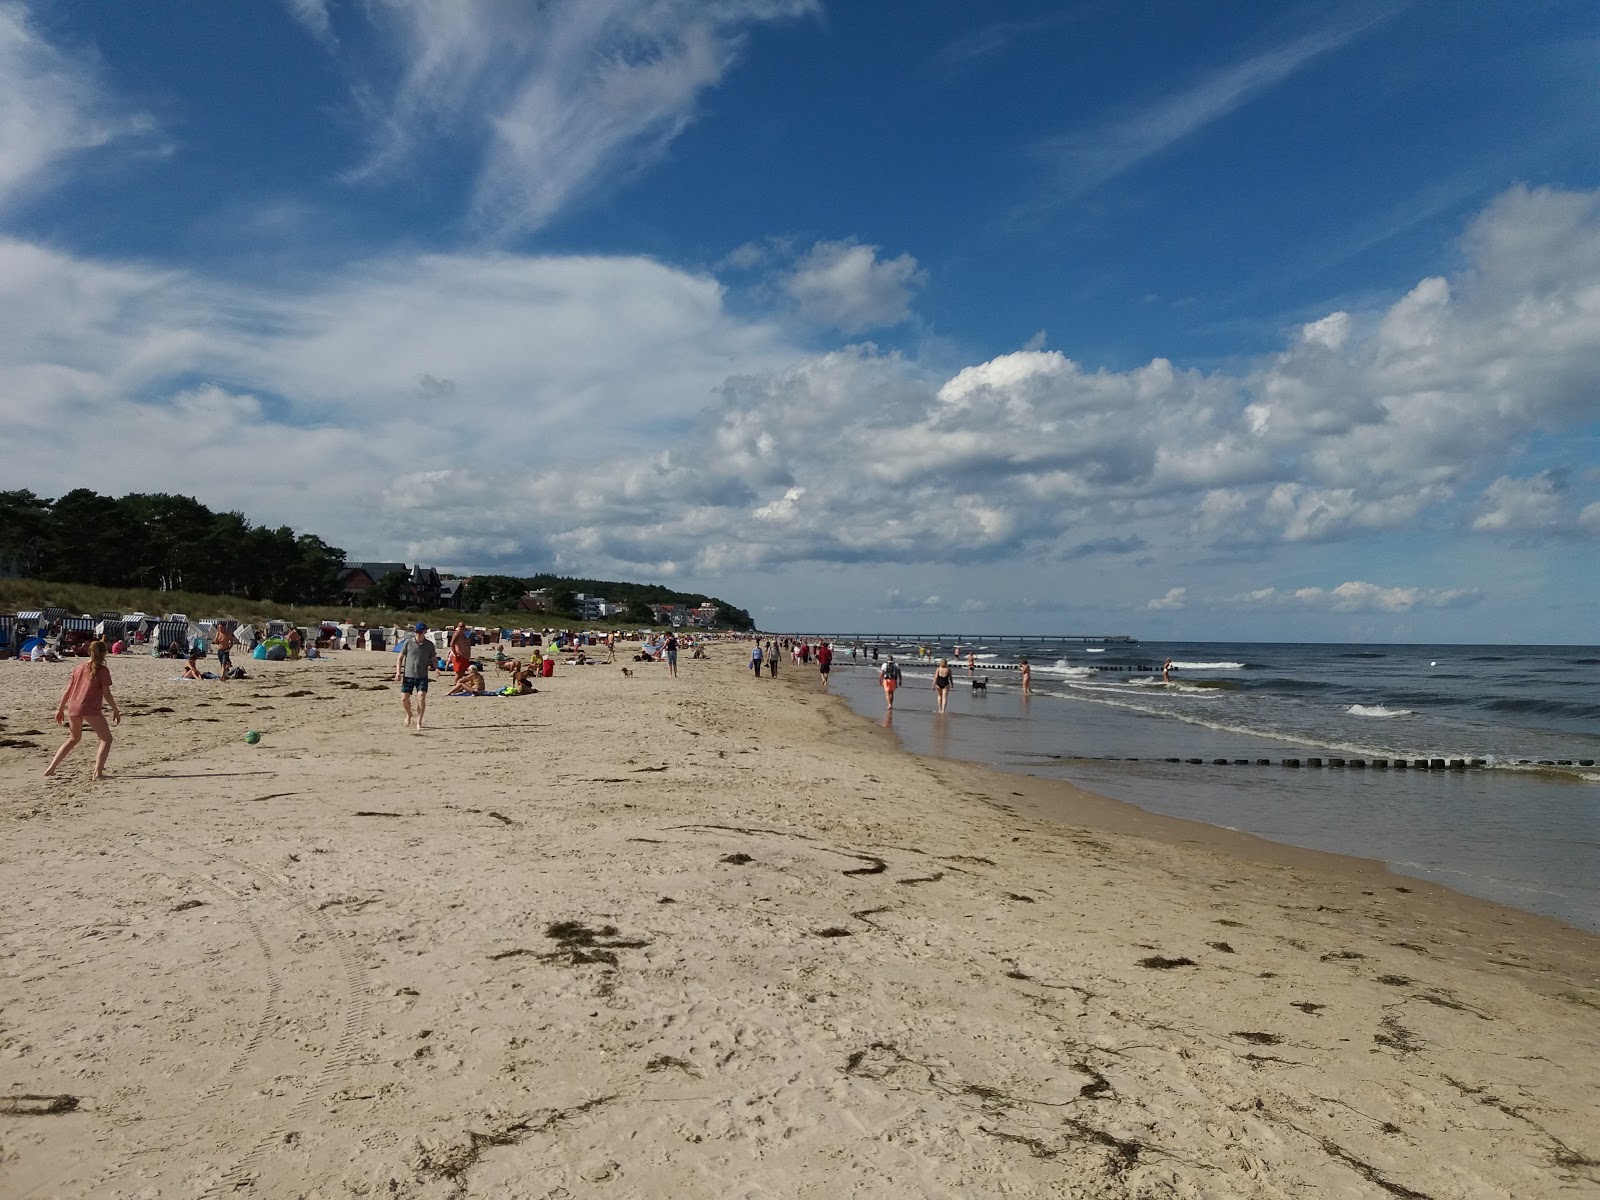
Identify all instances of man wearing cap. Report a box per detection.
[395,621,439,730]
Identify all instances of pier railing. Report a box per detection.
[772,633,1138,645]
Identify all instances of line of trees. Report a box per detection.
[0,489,345,606]
[460,573,755,630]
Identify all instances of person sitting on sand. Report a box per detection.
[182,651,208,680]
[448,664,486,695]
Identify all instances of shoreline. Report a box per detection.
[815,656,1600,933]
[2,649,1598,1196]
[790,667,1600,987]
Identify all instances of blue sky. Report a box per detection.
[2,0,1597,641]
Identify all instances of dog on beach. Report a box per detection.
[620,667,633,676]
[971,676,987,691]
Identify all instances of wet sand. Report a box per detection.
[1,647,1597,1197]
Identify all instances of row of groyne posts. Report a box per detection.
[1065,755,1597,770]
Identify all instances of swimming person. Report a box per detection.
[45,640,121,780]
[932,658,952,713]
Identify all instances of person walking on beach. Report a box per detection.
[1019,656,1032,696]
[212,622,236,681]
[45,640,121,780]
[879,654,902,710]
[816,640,832,689]
[932,658,953,713]
[664,631,679,678]
[448,623,472,678]
[767,641,778,677]
[395,622,438,730]
[750,641,763,677]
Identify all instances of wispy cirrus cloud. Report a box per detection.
[1033,4,1398,204]
[342,0,817,238]
[0,0,158,212]
[282,0,336,49]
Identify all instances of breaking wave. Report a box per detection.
[1347,704,1415,719]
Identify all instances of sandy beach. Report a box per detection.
[2,646,1597,1198]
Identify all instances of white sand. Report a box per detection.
[1,647,1597,1198]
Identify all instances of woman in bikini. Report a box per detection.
[46,640,121,780]
[932,658,953,713]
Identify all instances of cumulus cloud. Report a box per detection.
[0,2,157,211]
[4,184,1599,583]
[883,589,943,610]
[341,0,817,237]
[1232,582,1482,613]
[780,240,927,333]
[1472,470,1571,535]
[1146,587,1187,611]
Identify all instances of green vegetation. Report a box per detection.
[1,487,754,630]
[1,489,342,605]
[460,572,754,630]
[0,578,456,629]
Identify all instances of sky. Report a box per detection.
[1,0,1597,642]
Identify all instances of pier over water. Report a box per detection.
[778,633,1138,645]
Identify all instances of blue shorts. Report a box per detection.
[401,676,430,694]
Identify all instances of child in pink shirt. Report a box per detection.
[46,641,122,780]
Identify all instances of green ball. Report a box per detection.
[244,730,261,745]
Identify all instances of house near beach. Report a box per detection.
[337,561,444,609]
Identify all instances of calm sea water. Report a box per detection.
[808,640,1600,933]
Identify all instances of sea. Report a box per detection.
[808,639,1600,934]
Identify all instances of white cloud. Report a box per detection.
[0,2,157,211]
[283,0,336,48]
[1035,7,1394,202]
[3,184,1599,584]
[883,589,943,610]
[1146,587,1186,611]
[781,241,927,333]
[958,598,989,613]
[342,0,817,237]
[1231,582,1481,613]
[1472,471,1569,534]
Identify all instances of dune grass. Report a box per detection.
[0,579,603,630]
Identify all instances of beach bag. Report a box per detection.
[884,662,901,683]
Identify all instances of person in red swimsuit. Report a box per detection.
[45,639,122,780]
